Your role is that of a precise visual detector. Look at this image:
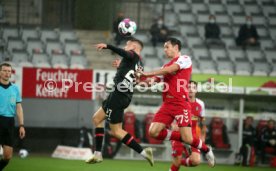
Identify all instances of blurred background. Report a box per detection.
[0,0,276,168]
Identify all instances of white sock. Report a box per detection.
[140,150,146,158]
[94,151,102,156]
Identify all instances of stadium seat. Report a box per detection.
[192,46,209,60]
[32,53,49,66]
[268,14,276,26]
[18,61,34,68]
[141,46,155,58]
[64,42,83,56]
[252,61,270,76]
[216,14,231,25]
[51,54,68,69]
[209,2,226,14]
[164,13,178,28]
[179,12,195,24]
[262,5,276,17]
[191,2,208,14]
[209,47,228,60]
[260,38,275,50]
[186,35,204,48]
[264,48,276,62]
[233,14,246,25]
[269,64,276,76]
[70,55,87,69]
[7,39,25,53]
[144,57,161,69]
[46,41,63,55]
[235,60,252,75]
[197,11,210,24]
[217,59,234,75]
[41,30,59,43]
[134,33,150,44]
[244,4,262,15]
[180,24,198,37]
[251,15,267,26]
[246,48,265,62]
[269,26,276,40]
[12,51,29,64]
[223,36,236,47]
[226,4,244,15]
[220,24,234,36]
[21,29,40,42]
[173,2,191,13]
[257,26,270,38]
[26,39,44,55]
[228,47,246,61]
[198,59,217,74]
[191,59,201,74]
[3,28,20,41]
[59,30,77,43]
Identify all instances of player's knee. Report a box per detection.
[148,128,158,138]
[191,158,201,166]
[92,115,100,125]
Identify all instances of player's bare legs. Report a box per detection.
[170,152,201,171]
[86,108,154,166]
[149,123,215,167]
[0,145,13,170]
[109,123,154,166]
[85,107,106,164]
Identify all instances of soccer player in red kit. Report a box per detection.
[170,80,207,171]
[138,37,215,167]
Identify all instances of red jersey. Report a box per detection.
[162,55,192,104]
[190,98,205,137]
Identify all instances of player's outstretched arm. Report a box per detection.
[95,43,134,59]
[138,63,179,77]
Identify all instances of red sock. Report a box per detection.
[156,129,182,141]
[181,158,193,166]
[170,131,181,141]
[156,129,168,140]
[170,164,179,171]
[191,138,209,152]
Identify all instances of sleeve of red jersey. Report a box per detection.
[174,55,192,70]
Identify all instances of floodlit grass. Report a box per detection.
[5,155,276,171]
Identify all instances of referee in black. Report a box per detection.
[0,62,25,171]
[85,38,154,166]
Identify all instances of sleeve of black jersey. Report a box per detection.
[106,44,136,60]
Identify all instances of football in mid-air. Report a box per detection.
[19,149,29,158]
[118,18,137,36]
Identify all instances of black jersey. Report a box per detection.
[106,45,143,98]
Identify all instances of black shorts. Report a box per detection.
[0,116,15,147]
[102,91,131,124]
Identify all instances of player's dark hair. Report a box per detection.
[0,62,12,70]
[189,80,198,86]
[166,37,182,51]
[129,37,143,49]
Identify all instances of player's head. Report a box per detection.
[124,37,143,53]
[0,62,12,82]
[188,80,198,98]
[268,119,275,129]
[164,37,182,58]
[245,116,253,126]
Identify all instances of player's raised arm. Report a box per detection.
[95,43,135,59]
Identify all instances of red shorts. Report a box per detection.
[152,101,192,127]
[171,140,200,157]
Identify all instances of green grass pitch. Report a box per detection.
[5,155,276,171]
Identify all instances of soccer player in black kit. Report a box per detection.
[86,38,154,166]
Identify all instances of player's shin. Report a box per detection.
[156,129,181,141]
[94,127,105,154]
[190,138,208,152]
